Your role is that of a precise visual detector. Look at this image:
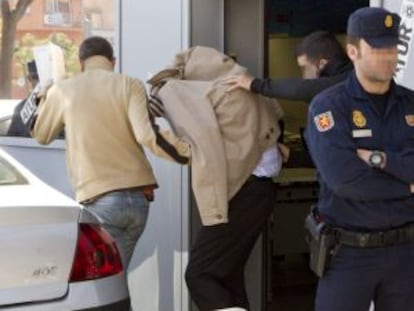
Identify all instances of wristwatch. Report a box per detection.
[368,151,385,168]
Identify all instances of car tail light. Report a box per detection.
[69,223,123,282]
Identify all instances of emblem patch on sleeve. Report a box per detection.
[314,111,334,132]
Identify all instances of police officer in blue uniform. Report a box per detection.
[305,7,414,311]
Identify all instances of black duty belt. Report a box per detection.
[333,224,414,248]
[246,175,273,183]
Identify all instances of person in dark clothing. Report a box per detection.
[224,31,353,167]
[7,61,39,137]
[224,31,353,101]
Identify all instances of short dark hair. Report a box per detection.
[346,35,361,48]
[78,36,114,61]
[295,31,347,62]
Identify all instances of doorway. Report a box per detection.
[189,0,370,310]
[263,1,368,310]
[223,0,370,310]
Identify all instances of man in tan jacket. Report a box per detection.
[32,36,190,307]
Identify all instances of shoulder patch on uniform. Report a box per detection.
[352,110,367,128]
[314,111,334,132]
[406,115,414,127]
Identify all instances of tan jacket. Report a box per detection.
[33,56,190,203]
[149,46,283,225]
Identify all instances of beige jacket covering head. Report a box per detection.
[33,56,190,203]
[148,46,283,226]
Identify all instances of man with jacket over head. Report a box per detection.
[148,46,283,311]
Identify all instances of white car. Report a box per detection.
[0,148,129,310]
[0,100,19,136]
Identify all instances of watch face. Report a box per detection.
[371,154,382,165]
[370,152,383,167]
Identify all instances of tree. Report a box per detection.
[0,0,34,98]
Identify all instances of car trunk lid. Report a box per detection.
[0,186,80,306]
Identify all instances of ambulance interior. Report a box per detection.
[261,1,369,310]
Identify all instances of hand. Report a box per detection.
[410,184,414,194]
[221,73,254,92]
[278,143,290,163]
[357,148,371,165]
[35,82,53,98]
[357,149,386,169]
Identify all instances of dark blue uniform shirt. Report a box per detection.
[306,71,414,231]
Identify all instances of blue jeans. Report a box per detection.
[84,189,149,269]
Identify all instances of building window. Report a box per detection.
[44,0,72,26]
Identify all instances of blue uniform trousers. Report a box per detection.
[316,242,414,311]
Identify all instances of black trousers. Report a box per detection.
[185,177,276,311]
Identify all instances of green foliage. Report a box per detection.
[14,32,81,79]
[49,33,81,76]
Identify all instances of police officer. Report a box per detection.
[306,7,414,311]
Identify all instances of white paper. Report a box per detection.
[32,43,66,87]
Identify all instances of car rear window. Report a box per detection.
[0,156,28,185]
